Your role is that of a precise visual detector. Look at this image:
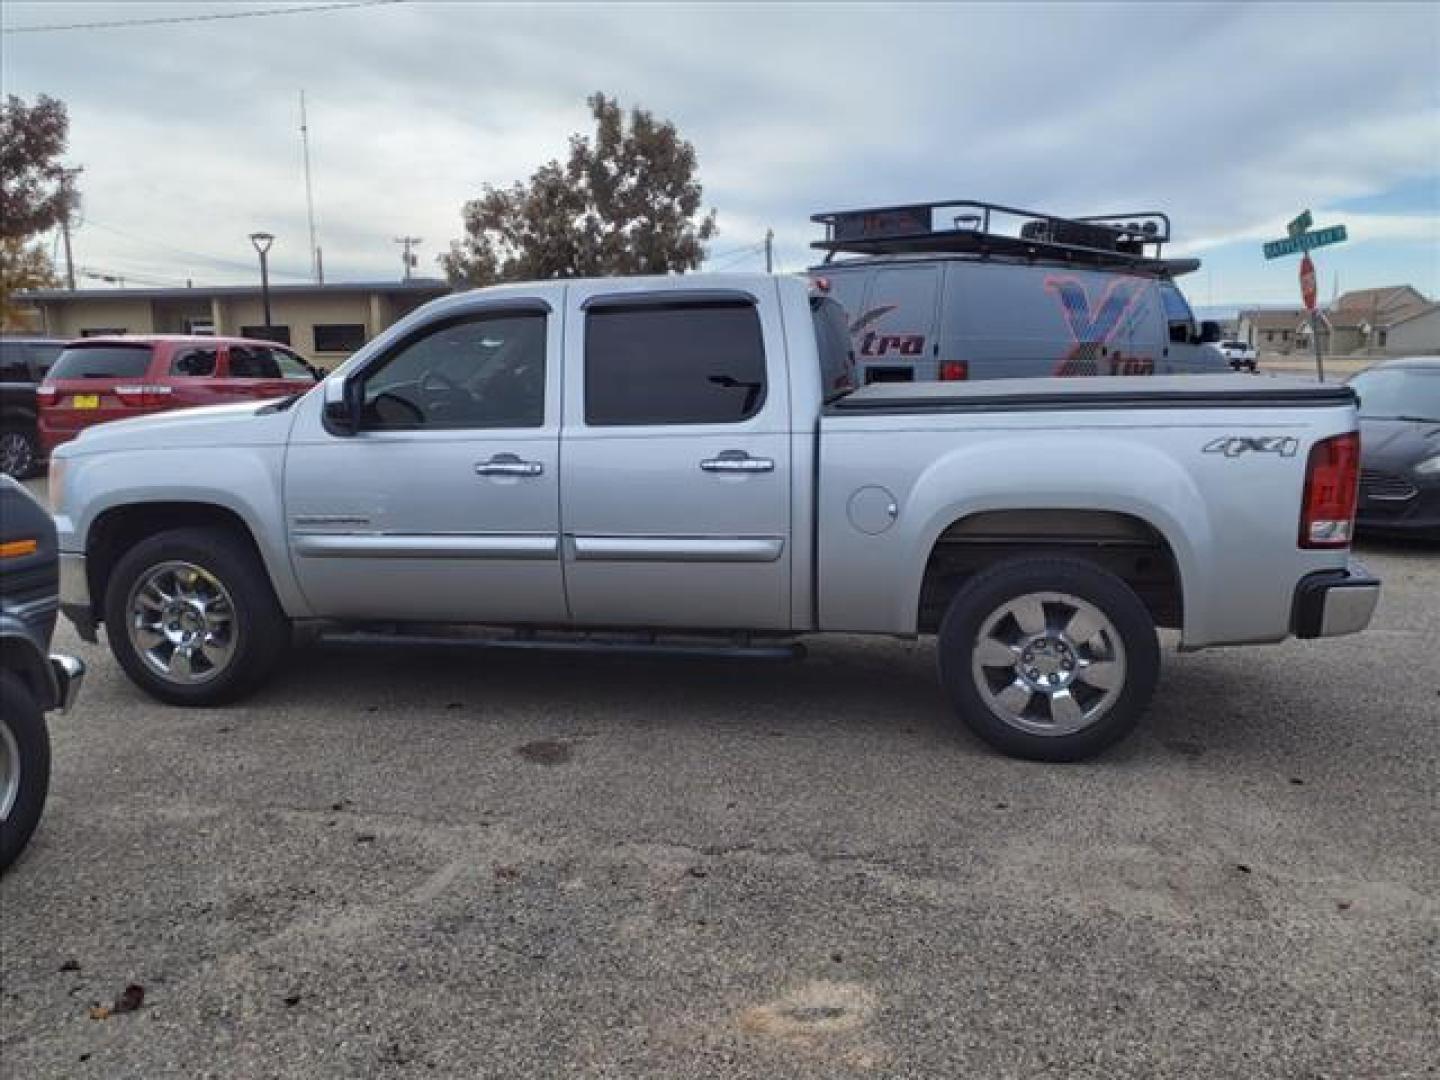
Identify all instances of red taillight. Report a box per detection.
[36,386,58,406]
[1299,431,1360,548]
[939,361,969,381]
[114,384,173,408]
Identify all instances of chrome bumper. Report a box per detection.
[1292,561,1381,639]
[48,654,85,713]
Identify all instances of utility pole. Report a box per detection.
[394,236,422,282]
[58,167,83,291]
[299,90,321,283]
[764,228,774,274]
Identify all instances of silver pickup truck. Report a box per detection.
[50,274,1379,760]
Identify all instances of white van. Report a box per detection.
[808,199,1227,383]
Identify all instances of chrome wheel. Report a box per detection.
[970,591,1127,737]
[0,721,19,822]
[0,431,35,478]
[126,561,238,685]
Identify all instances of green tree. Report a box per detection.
[443,93,717,287]
[0,237,59,329]
[1,94,74,241]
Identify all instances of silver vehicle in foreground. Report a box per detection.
[50,274,1377,760]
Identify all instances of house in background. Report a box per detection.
[21,280,450,369]
[1241,285,1439,357]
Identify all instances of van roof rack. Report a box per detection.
[811,198,1200,275]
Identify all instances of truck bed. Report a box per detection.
[826,375,1354,415]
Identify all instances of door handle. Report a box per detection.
[476,453,543,477]
[700,451,775,473]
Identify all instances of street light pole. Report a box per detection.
[249,232,275,328]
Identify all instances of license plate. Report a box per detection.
[72,394,99,409]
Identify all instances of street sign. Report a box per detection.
[1287,210,1313,238]
[1300,253,1317,311]
[1263,224,1347,260]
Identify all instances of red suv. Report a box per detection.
[38,335,319,454]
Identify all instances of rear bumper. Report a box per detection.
[1291,561,1381,639]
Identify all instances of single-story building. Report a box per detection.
[1237,307,1309,353]
[21,280,451,369]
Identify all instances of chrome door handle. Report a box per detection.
[700,451,775,473]
[476,454,543,477]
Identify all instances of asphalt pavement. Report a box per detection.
[2,530,1436,1078]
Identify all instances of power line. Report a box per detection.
[1,0,403,35]
[81,220,312,279]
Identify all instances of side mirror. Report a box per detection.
[1197,320,1223,345]
[322,376,360,434]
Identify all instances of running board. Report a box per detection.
[317,627,806,661]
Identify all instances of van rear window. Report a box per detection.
[48,345,153,380]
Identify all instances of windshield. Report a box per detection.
[1349,368,1440,421]
[48,344,154,380]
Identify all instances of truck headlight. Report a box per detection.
[1414,454,1440,477]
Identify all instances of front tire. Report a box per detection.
[0,670,51,872]
[104,526,290,706]
[936,558,1160,761]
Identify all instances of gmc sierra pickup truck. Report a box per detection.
[50,274,1379,760]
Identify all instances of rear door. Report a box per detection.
[850,265,941,383]
[223,344,311,401]
[560,284,793,630]
[40,342,158,442]
[165,343,230,408]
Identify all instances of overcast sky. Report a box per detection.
[3,0,1437,308]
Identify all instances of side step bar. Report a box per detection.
[317,627,807,661]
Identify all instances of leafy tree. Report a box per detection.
[1,94,74,242]
[443,93,717,286]
[0,237,59,329]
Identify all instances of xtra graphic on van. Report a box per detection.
[1045,275,1155,377]
[849,304,927,358]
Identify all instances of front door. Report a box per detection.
[284,303,567,623]
[560,284,793,630]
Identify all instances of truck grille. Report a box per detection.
[1360,469,1418,502]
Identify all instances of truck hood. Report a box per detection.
[55,398,301,458]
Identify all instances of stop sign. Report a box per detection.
[1300,253,1317,311]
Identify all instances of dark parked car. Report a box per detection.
[1348,357,1440,539]
[0,336,65,478]
[1,476,85,871]
[38,335,320,455]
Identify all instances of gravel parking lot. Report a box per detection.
[2,495,1436,1077]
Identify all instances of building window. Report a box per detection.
[1378,330,1387,348]
[80,328,126,337]
[240,324,292,345]
[185,318,216,336]
[313,323,367,353]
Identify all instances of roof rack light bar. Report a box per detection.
[810,198,1191,273]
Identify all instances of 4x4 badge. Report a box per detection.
[1203,436,1300,458]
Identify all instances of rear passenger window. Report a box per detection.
[171,347,217,377]
[229,346,281,379]
[585,301,766,426]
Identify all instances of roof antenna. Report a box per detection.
[300,90,322,283]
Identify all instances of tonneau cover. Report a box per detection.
[826,375,1356,414]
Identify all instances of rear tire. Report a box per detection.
[936,557,1160,762]
[104,526,290,706]
[0,670,51,872]
[0,427,39,479]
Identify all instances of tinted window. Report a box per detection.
[1349,368,1440,421]
[811,297,856,398]
[585,301,766,426]
[170,347,218,377]
[0,341,29,381]
[360,312,545,430]
[29,342,62,376]
[314,324,366,352]
[228,345,281,379]
[48,345,153,379]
